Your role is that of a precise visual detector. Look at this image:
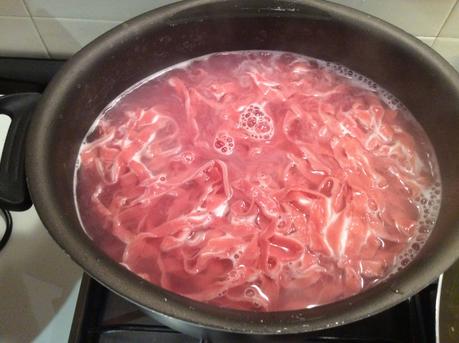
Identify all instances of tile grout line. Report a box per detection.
[20,0,51,58]
[25,16,121,23]
[0,14,119,23]
[433,0,459,46]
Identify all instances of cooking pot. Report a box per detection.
[1,0,459,341]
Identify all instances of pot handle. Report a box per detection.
[0,93,40,211]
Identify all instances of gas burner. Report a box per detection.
[70,274,437,343]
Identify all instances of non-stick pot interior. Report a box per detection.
[28,0,459,334]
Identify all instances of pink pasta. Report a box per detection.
[76,51,440,311]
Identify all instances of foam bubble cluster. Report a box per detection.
[391,183,442,272]
[323,61,405,111]
[238,104,274,141]
[213,131,235,155]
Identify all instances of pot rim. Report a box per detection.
[26,0,459,335]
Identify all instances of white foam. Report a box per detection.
[316,56,442,276]
[320,60,406,112]
[389,182,442,275]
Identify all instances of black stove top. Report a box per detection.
[0,57,63,94]
[69,273,437,343]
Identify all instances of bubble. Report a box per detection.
[239,104,274,141]
[215,139,224,148]
[230,270,240,278]
[420,226,431,234]
[245,288,256,297]
[213,131,235,155]
[182,151,195,163]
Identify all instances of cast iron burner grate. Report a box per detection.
[69,274,437,343]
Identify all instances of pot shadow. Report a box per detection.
[0,208,82,343]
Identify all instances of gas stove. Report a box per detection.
[69,274,438,343]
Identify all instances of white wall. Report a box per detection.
[0,0,458,70]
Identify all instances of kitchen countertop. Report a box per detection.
[0,207,82,343]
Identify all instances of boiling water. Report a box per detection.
[75,51,441,311]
